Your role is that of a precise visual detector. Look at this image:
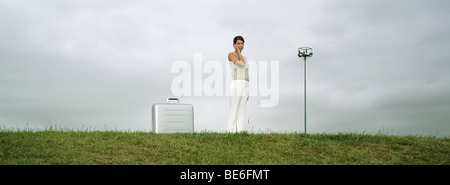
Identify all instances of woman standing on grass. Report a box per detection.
[227,35,249,133]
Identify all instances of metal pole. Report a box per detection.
[298,47,312,134]
[304,57,307,134]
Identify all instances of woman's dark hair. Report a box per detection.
[233,35,245,44]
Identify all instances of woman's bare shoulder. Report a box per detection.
[228,52,236,61]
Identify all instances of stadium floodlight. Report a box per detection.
[298,47,313,134]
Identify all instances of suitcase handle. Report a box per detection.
[167,97,180,103]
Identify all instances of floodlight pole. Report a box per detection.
[298,47,313,134]
[304,56,307,134]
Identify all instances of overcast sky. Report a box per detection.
[1,0,449,136]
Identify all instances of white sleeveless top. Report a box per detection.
[229,52,249,81]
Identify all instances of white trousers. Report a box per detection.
[227,80,249,133]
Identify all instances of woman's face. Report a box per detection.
[235,40,244,52]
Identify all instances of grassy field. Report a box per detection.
[0,130,448,165]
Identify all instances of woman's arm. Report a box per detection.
[228,51,245,67]
[228,53,245,67]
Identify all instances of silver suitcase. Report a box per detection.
[152,97,194,134]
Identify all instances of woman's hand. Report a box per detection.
[233,44,240,54]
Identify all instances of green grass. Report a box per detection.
[0,130,448,165]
